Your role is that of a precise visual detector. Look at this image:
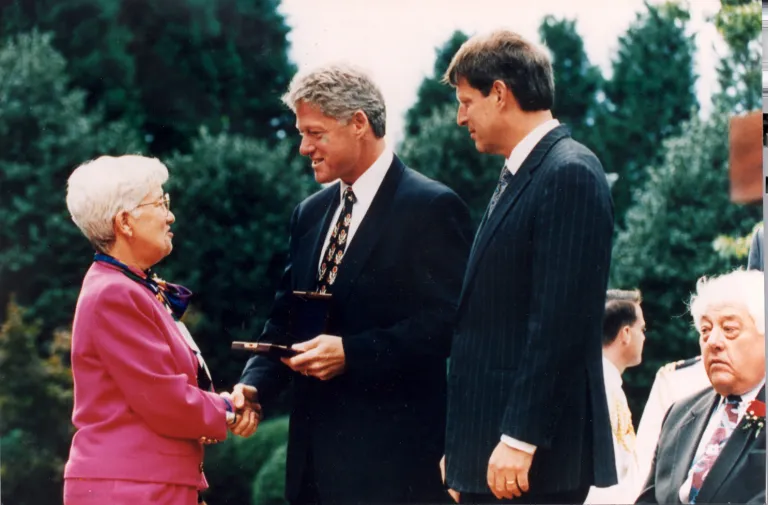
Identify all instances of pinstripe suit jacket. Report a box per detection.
[445,125,618,495]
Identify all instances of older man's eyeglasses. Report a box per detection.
[133,193,171,214]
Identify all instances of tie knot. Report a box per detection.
[343,187,357,204]
[726,395,742,406]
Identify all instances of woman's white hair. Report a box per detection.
[689,269,765,335]
[66,155,168,252]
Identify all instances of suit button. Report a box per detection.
[199,462,204,473]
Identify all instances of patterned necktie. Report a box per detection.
[487,164,514,216]
[688,395,742,503]
[317,187,356,293]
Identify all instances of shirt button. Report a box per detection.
[199,462,204,473]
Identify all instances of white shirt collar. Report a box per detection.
[720,378,766,406]
[505,119,560,175]
[602,355,623,388]
[339,146,394,207]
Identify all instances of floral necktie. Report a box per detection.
[688,395,741,503]
[317,187,356,293]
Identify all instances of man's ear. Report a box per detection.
[620,325,632,345]
[352,110,369,137]
[493,80,520,111]
[491,80,506,104]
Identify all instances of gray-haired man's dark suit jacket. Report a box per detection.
[636,386,766,504]
[748,225,763,271]
[240,156,473,504]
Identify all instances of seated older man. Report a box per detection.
[637,269,765,504]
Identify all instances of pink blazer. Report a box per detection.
[64,261,228,488]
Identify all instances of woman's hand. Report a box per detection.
[221,385,262,437]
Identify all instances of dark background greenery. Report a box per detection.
[0,0,762,503]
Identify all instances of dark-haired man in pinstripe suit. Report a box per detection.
[440,29,617,504]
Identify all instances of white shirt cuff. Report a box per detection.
[500,434,537,454]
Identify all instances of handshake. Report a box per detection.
[220,384,262,438]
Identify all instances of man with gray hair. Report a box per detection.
[637,269,765,504]
[233,63,473,504]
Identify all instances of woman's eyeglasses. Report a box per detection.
[133,193,171,214]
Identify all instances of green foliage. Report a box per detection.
[400,31,503,226]
[610,112,762,418]
[401,4,697,230]
[711,0,761,113]
[404,30,468,137]
[538,16,604,147]
[400,104,503,225]
[117,0,297,153]
[0,0,140,123]
[163,130,316,387]
[0,30,142,329]
[0,0,297,154]
[203,416,289,505]
[251,444,288,505]
[713,220,763,261]
[592,1,698,227]
[0,300,73,505]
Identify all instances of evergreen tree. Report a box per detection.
[0,0,297,154]
[0,300,73,505]
[711,0,761,113]
[0,30,141,329]
[399,31,504,225]
[404,30,468,138]
[593,1,698,227]
[538,16,603,148]
[163,130,316,386]
[117,0,297,153]
[610,113,761,418]
[0,0,140,123]
[611,0,763,419]
[400,104,503,226]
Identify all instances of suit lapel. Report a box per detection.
[457,125,571,310]
[668,390,719,501]
[295,187,341,290]
[695,386,766,503]
[326,156,405,307]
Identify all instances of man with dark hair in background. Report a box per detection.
[585,290,646,504]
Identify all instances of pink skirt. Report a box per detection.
[64,478,199,505]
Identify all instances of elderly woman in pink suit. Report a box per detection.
[63,155,259,505]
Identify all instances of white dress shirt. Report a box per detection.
[317,147,394,271]
[498,118,560,455]
[584,357,641,504]
[503,119,560,175]
[678,379,766,503]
